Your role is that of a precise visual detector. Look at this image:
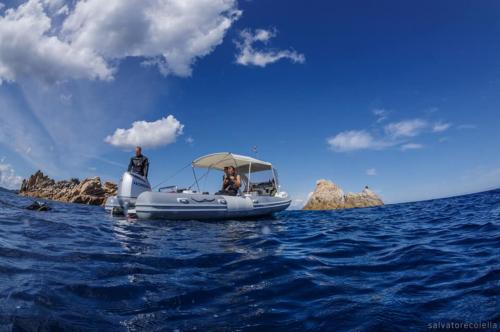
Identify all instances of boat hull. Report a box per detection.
[106,192,291,220]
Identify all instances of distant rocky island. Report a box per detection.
[303,179,384,210]
[19,171,117,206]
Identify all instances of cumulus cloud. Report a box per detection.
[401,143,423,151]
[432,122,451,132]
[327,130,387,152]
[105,115,184,149]
[384,119,427,138]
[0,0,111,83]
[366,168,377,176]
[0,0,240,83]
[0,162,23,189]
[235,28,305,67]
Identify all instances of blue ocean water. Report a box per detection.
[0,188,499,331]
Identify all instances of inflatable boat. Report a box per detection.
[105,152,291,220]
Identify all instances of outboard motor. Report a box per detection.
[117,172,151,208]
[105,172,151,215]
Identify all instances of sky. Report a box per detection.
[1,0,500,208]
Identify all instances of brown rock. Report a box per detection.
[78,177,105,196]
[19,170,117,206]
[103,181,118,196]
[344,187,384,208]
[303,179,383,210]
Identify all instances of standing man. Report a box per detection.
[128,146,149,178]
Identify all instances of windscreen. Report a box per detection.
[243,169,277,195]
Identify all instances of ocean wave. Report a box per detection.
[0,189,498,331]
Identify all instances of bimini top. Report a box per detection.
[192,152,272,172]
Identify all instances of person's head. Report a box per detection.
[223,166,229,175]
[135,146,142,157]
[228,166,236,175]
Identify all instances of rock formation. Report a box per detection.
[303,179,383,210]
[19,170,117,206]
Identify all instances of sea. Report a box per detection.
[0,188,499,331]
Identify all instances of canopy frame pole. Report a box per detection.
[271,166,278,195]
[247,162,252,194]
[233,157,238,169]
[192,166,200,193]
[204,167,211,191]
[233,158,239,195]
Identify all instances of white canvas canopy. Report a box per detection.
[192,152,272,173]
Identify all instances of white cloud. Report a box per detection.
[0,162,23,190]
[401,143,423,151]
[0,0,240,83]
[105,115,184,149]
[327,130,386,152]
[366,168,377,176]
[328,116,453,153]
[43,0,67,15]
[432,122,451,132]
[235,28,305,67]
[185,136,194,145]
[63,0,240,77]
[385,119,427,138]
[0,0,112,83]
[372,108,388,122]
[55,5,69,16]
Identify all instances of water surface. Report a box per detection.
[0,189,499,331]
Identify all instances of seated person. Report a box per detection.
[216,166,241,196]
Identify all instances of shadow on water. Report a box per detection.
[0,189,499,331]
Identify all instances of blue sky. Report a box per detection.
[1,0,499,207]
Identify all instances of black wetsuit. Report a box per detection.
[220,175,238,196]
[128,154,149,177]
